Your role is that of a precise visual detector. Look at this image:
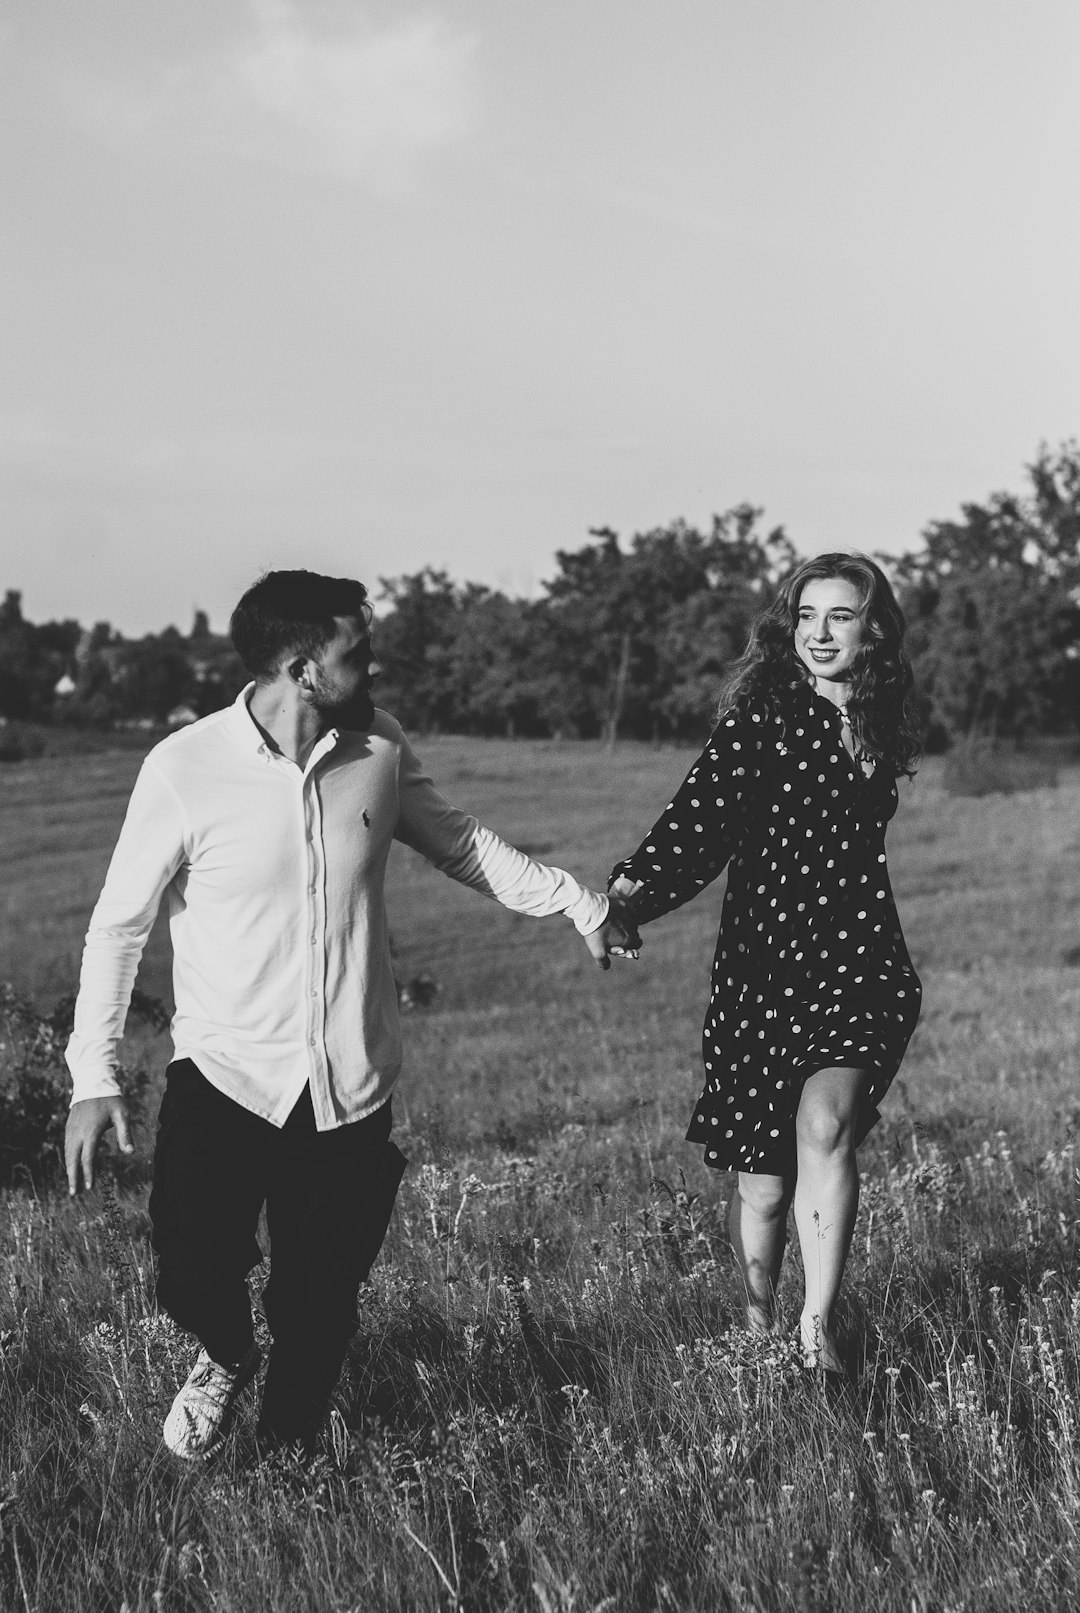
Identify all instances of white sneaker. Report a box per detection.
[163,1344,260,1460]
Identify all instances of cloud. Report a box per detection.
[70,4,480,190]
[226,4,479,183]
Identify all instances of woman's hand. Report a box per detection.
[605,893,643,959]
[608,875,644,902]
[583,893,644,968]
[604,878,645,961]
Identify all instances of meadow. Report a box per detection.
[2,735,1079,1612]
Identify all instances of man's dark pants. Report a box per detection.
[149,1060,406,1451]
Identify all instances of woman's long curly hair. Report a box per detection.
[717,552,922,775]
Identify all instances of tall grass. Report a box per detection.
[2,739,1080,1610]
[3,1123,1078,1610]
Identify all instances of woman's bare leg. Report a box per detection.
[728,1171,793,1331]
[792,1066,866,1373]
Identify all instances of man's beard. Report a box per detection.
[311,673,376,732]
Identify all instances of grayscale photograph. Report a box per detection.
[1,3,1078,1609]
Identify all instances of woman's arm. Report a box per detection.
[608,709,764,924]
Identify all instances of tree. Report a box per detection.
[535,509,796,744]
[0,591,75,719]
[892,442,1080,742]
[111,635,196,722]
[186,613,246,717]
[654,588,753,737]
[915,568,1078,740]
[373,570,472,732]
[442,590,545,737]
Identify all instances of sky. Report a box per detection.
[2,0,1078,634]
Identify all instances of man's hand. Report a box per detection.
[583,893,644,970]
[65,1096,134,1196]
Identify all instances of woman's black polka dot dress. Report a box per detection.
[610,680,921,1175]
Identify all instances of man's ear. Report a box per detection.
[286,654,312,690]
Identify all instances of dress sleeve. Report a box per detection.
[608,709,763,923]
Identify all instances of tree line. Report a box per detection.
[0,603,245,730]
[3,443,1078,748]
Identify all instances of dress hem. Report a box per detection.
[687,1057,897,1176]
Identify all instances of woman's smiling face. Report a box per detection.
[793,576,866,685]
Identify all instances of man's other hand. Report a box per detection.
[65,1096,134,1196]
[583,894,644,970]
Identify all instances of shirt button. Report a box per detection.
[309,1035,317,1047]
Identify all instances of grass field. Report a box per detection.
[2,735,1080,1611]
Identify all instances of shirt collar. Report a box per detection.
[804,683,845,725]
[227,683,341,767]
[226,683,272,755]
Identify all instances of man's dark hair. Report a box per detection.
[230,570,370,678]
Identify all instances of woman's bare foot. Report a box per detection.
[799,1313,845,1376]
[746,1301,776,1335]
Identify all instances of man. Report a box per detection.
[65,569,639,1460]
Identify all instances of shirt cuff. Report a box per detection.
[67,1068,124,1108]
[567,889,609,935]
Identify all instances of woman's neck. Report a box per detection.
[811,677,851,710]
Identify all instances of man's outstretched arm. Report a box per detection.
[393,731,642,967]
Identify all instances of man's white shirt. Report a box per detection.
[66,688,609,1129]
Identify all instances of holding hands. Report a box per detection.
[583,886,644,970]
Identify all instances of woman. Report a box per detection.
[610,553,922,1374]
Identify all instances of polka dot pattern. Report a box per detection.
[611,682,922,1175]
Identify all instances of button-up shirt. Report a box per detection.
[66,688,609,1129]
